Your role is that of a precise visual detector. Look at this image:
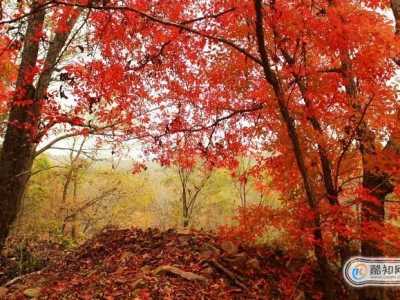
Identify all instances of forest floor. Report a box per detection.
[0,228,317,299]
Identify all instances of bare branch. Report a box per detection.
[35,132,82,157]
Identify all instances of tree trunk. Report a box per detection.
[182,190,189,228]
[287,52,353,267]
[71,174,78,240]
[0,6,45,249]
[252,2,335,299]
[0,5,80,250]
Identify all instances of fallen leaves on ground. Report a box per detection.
[2,228,316,299]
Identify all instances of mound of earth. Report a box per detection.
[1,228,316,299]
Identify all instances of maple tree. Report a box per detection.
[1,1,400,299]
[83,1,399,297]
[81,1,399,298]
[0,1,82,248]
[0,0,190,249]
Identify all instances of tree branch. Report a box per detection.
[52,1,262,65]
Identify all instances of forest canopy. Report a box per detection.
[1,0,400,299]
